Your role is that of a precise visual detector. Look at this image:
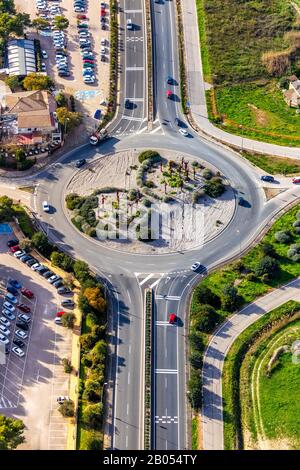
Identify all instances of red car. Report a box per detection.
[166,90,172,99]
[101,9,106,17]
[169,313,177,324]
[292,177,300,184]
[83,59,95,63]
[77,14,87,19]
[56,311,65,317]
[10,245,20,253]
[21,288,34,299]
[18,304,31,313]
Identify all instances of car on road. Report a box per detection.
[21,288,34,299]
[0,333,9,345]
[42,201,50,212]
[7,285,19,296]
[14,250,25,258]
[191,262,201,272]
[0,325,10,336]
[3,302,15,312]
[7,238,19,247]
[12,347,25,358]
[18,314,31,324]
[125,99,131,109]
[169,313,177,324]
[61,300,75,308]
[166,75,173,84]
[15,329,28,340]
[5,293,17,304]
[179,128,188,137]
[126,18,133,30]
[292,177,300,184]
[2,309,15,321]
[261,175,275,182]
[18,304,31,314]
[166,89,172,99]
[76,158,86,168]
[238,196,247,206]
[0,317,10,328]
[13,338,25,348]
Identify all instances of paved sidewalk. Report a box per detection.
[181,0,300,159]
[202,277,300,450]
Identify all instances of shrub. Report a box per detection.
[194,285,221,308]
[142,198,151,207]
[189,330,205,352]
[84,436,102,450]
[138,150,160,163]
[292,253,300,262]
[62,358,73,374]
[87,227,97,237]
[296,210,300,220]
[82,403,103,429]
[83,379,102,402]
[66,193,82,210]
[260,242,277,258]
[203,180,225,198]
[202,169,213,180]
[51,251,74,272]
[187,369,202,409]
[189,350,203,369]
[192,304,220,333]
[245,272,257,282]
[293,220,300,228]
[192,189,205,204]
[61,312,76,328]
[274,230,292,244]
[59,400,75,417]
[222,285,241,312]
[255,255,279,278]
[128,189,138,201]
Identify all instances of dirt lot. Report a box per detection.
[15,0,110,141]
[0,230,72,449]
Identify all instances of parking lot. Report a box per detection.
[0,231,73,449]
[15,0,110,136]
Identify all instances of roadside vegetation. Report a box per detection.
[197,0,300,146]
[222,301,300,449]
[188,203,300,410]
[242,151,300,175]
[0,415,25,450]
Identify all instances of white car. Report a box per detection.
[31,263,41,271]
[126,19,133,30]
[2,309,15,321]
[54,317,62,324]
[12,347,25,358]
[41,49,48,59]
[191,262,201,272]
[15,329,28,340]
[179,128,189,137]
[42,201,50,212]
[5,293,17,304]
[18,314,31,324]
[100,46,106,54]
[0,333,9,345]
[41,63,47,72]
[79,31,90,38]
[0,317,11,327]
[0,325,10,336]
[57,396,70,404]
[3,302,15,312]
[101,38,106,46]
[14,250,25,258]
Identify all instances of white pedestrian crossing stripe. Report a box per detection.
[135,272,165,287]
[155,415,178,424]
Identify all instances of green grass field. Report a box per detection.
[242,152,300,175]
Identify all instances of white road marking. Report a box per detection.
[150,126,163,134]
[155,369,178,374]
[126,66,144,71]
[139,273,154,286]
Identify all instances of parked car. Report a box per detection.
[15,329,28,340]
[7,285,19,296]
[57,287,72,295]
[42,270,53,278]
[18,314,31,324]
[9,245,20,253]
[57,396,71,404]
[13,338,25,348]
[0,333,9,345]
[36,265,47,274]
[5,293,17,304]
[48,274,61,284]
[31,263,41,271]
[12,347,25,358]
[26,258,37,267]
[0,325,10,336]
[7,238,19,247]
[261,175,275,182]
[14,250,25,258]
[8,279,21,289]
[16,321,29,331]
[53,280,63,288]
[18,304,31,314]
[20,255,32,263]
[3,302,15,314]
[0,317,10,328]
[21,288,34,299]
[61,300,75,308]
[2,309,15,321]
[292,177,300,184]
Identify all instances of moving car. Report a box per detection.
[169,313,177,324]
[41,63,47,72]
[126,18,133,30]
[261,175,274,182]
[12,347,25,358]
[191,262,201,272]
[292,177,300,184]
[166,75,173,84]
[76,158,86,168]
[42,200,50,213]
[166,89,172,99]
[41,49,48,59]
[179,128,188,137]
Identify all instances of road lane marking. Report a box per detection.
[126,66,144,70]
[155,295,181,300]
[155,369,178,374]
[139,273,154,286]
[150,279,160,288]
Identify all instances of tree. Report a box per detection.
[73,260,90,282]
[189,330,205,352]
[83,379,101,402]
[82,403,103,429]
[15,148,26,162]
[31,231,52,257]
[203,179,225,198]
[56,107,82,132]
[62,358,73,374]
[51,251,74,272]
[192,304,219,333]
[89,340,107,366]
[23,73,54,91]
[5,75,19,91]
[52,15,69,31]
[0,415,25,450]
[59,400,75,417]
[31,17,49,33]
[194,285,220,308]
[55,91,67,107]
[0,12,30,42]
[84,287,106,314]
[260,242,277,258]
[274,230,292,244]
[19,238,32,252]
[187,370,202,409]
[255,256,279,278]
[61,312,76,329]
[0,195,13,222]
[84,436,102,450]
[189,350,203,369]
[222,285,240,312]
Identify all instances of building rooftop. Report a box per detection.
[7,39,36,77]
